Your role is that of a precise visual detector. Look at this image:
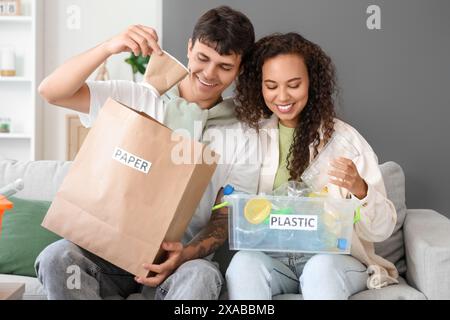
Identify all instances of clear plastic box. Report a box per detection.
[301,133,360,192]
[225,193,359,254]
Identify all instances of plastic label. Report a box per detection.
[269,214,318,231]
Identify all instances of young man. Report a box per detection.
[35,6,257,300]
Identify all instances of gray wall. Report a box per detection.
[163,0,450,217]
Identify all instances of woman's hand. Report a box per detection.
[134,242,186,287]
[328,157,368,199]
[103,25,163,57]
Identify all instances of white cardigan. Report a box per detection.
[257,114,399,289]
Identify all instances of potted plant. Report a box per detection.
[124,53,150,82]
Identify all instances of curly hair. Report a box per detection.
[235,32,338,181]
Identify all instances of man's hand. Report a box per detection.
[134,241,186,287]
[328,157,368,199]
[103,25,163,57]
[135,189,228,288]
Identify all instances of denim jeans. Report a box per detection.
[226,251,369,300]
[35,239,223,300]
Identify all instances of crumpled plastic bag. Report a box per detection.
[271,181,312,197]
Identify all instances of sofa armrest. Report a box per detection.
[404,209,450,300]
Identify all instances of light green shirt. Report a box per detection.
[163,85,238,142]
[273,122,296,191]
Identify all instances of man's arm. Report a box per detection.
[38,44,110,113]
[38,25,162,113]
[182,189,228,260]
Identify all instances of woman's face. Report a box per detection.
[262,53,310,128]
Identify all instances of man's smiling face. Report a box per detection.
[186,39,241,107]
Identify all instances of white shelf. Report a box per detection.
[0,133,32,139]
[0,77,32,82]
[0,0,43,162]
[0,16,32,22]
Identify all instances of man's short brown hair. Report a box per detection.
[192,6,255,58]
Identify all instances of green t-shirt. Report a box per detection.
[273,122,296,191]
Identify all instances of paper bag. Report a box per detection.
[42,98,218,278]
[142,50,189,96]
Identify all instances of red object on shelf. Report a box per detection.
[0,195,13,235]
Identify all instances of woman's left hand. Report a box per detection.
[328,157,368,199]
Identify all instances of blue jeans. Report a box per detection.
[35,239,223,300]
[226,251,369,300]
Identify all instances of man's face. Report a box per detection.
[186,39,241,105]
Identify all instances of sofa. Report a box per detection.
[0,159,449,300]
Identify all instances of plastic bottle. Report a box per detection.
[0,178,24,197]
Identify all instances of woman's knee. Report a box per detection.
[225,251,267,280]
[302,254,341,276]
[301,255,348,288]
[300,254,366,299]
[302,254,365,277]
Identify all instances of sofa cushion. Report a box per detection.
[246,277,425,300]
[0,197,61,277]
[0,160,71,202]
[349,277,426,300]
[375,162,407,275]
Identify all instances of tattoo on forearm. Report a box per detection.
[188,210,228,259]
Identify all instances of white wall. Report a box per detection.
[42,0,162,160]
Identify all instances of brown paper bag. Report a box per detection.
[143,50,189,96]
[42,98,218,278]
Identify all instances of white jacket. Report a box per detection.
[257,114,399,289]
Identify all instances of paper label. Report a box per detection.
[269,214,318,231]
[112,147,151,174]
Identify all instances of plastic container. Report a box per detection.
[301,132,360,192]
[225,193,359,254]
[0,48,16,77]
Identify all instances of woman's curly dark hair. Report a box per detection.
[235,32,337,181]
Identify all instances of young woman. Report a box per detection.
[226,33,398,300]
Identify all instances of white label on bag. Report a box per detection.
[269,214,318,231]
[112,147,152,174]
